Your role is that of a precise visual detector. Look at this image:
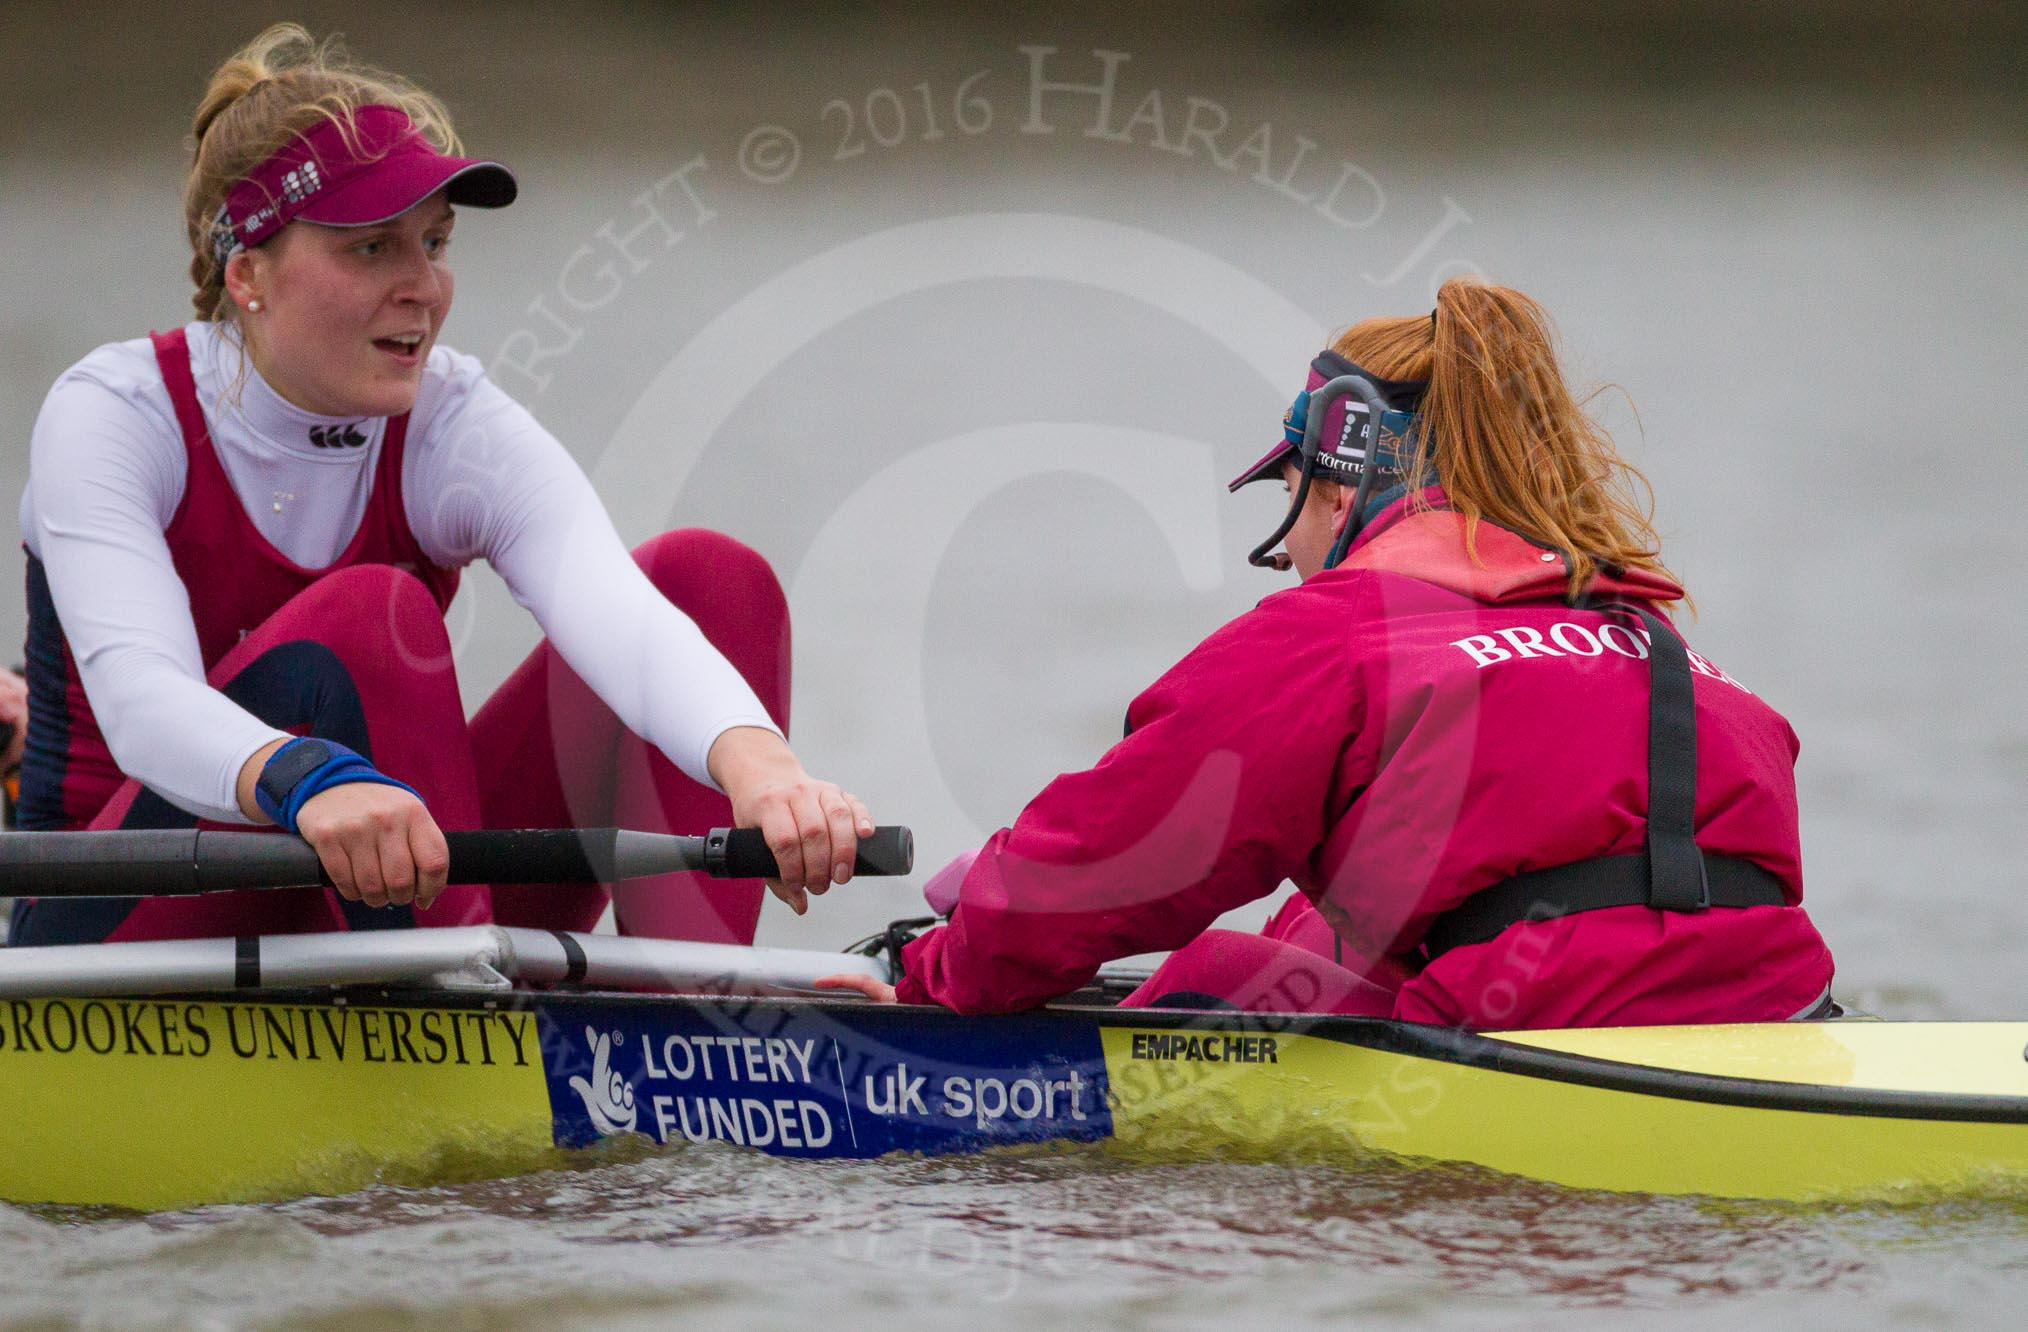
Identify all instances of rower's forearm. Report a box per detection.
[235,738,290,822]
[482,472,779,788]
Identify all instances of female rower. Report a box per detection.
[11,26,870,946]
[822,277,1835,1028]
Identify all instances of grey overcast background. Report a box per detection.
[3,0,2024,1015]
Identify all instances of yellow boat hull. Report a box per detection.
[3,990,2024,1210]
[1104,1022,2028,1199]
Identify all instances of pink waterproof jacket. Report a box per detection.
[896,491,1834,1025]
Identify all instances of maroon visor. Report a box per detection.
[214,104,516,262]
[1228,351,1430,492]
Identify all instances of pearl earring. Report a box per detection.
[247,298,262,313]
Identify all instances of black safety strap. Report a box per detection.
[1416,592,1789,961]
[1421,852,1787,960]
[1615,600,1710,913]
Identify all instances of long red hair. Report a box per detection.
[1332,277,1677,601]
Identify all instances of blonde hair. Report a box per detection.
[182,24,462,321]
[1331,276,1678,601]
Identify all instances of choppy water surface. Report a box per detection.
[6,1145,2028,1330]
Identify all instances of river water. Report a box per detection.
[3,4,2026,1327]
[5,1148,2028,1329]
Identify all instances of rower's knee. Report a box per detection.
[277,565,454,680]
[631,530,789,722]
[632,529,785,611]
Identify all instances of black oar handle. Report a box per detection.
[0,825,915,896]
[468,826,914,882]
[704,825,914,880]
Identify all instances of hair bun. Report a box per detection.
[180,23,461,320]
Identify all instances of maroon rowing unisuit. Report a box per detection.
[23,328,456,832]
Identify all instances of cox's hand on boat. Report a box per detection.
[709,727,874,913]
[813,973,899,1004]
[294,784,450,911]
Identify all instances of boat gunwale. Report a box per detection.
[76,984,2028,1129]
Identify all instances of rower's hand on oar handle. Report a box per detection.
[711,728,877,915]
[709,826,915,880]
[237,736,448,913]
[296,784,450,912]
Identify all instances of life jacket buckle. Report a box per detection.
[1647,840,1712,914]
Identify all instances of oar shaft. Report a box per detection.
[0,826,914,897]
[0,830,217,896]
[449,828,641,885]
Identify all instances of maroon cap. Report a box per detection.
[214,104,516,262]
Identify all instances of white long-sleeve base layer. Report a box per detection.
[19,321,781,824]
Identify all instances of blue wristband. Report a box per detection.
[254,737,420,833]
